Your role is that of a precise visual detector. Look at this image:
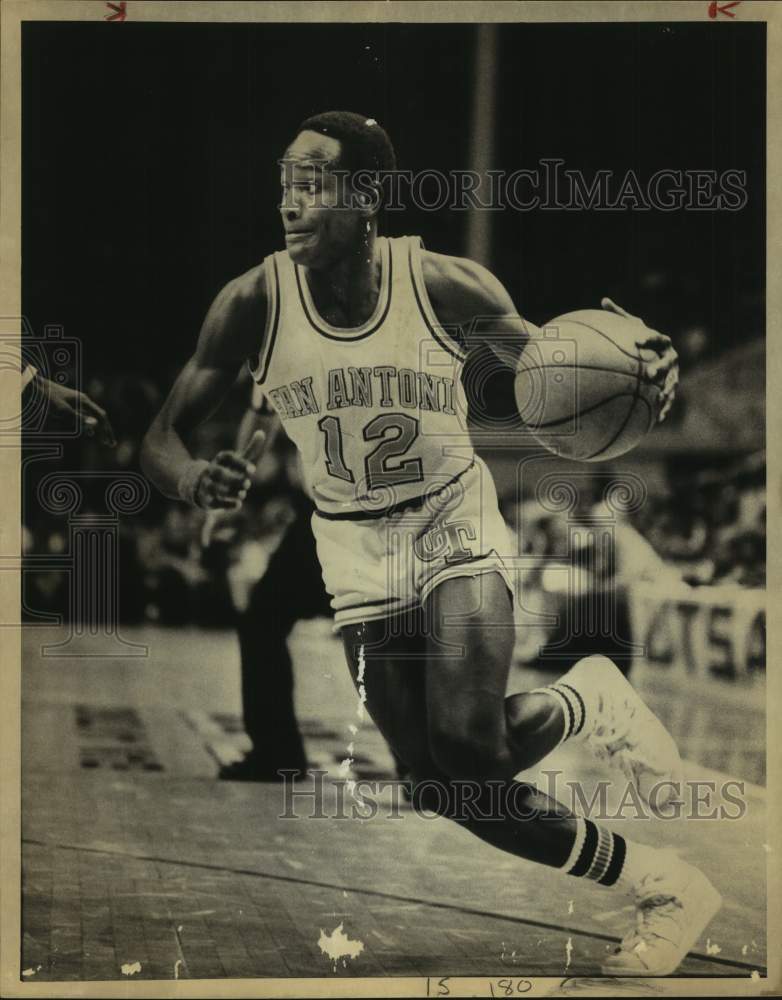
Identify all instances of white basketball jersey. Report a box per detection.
[250,236,474,516]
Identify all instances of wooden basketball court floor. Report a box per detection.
[19,622,768,985]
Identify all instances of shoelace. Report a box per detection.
[624,893,683,950]
[591,694,636,747]
[613,884,683,954]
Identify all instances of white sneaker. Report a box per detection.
[562,656,684,810]
[602,859,722,975]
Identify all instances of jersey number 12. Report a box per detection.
[318,413,424,490]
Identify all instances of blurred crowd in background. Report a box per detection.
[21,327,766,629]
[631,453,765,589]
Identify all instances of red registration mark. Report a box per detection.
[105,1,127,21]
[708,0,741,17]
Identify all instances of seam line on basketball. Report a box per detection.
[583,355,644,461]
[533,391,640,429]
[557,318,644,362]
[518,361,659,385]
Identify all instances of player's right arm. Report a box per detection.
[200,382,282,547]
[140,264,268,510]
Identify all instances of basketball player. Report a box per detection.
[141,112,720,975]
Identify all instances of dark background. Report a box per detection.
[23,21,764,378]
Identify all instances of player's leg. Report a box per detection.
[420,573,721,974]
[415,457,682,801]
[340,610,579,870]
[340,608,431,773]
[342,606,635,878]
[421,572,562,777]
[328,480,717,973]
[422,568,682,807]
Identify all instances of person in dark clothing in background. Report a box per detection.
[206,383,330,782]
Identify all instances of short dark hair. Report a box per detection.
[294,110,397,178]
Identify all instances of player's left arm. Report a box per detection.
[422,250,536,374]
[422,251,679,421]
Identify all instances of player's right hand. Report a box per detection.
[195,430,267,512]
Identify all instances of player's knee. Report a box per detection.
[504,691,565,770]
[427,723,512,781]
[404,764,445,816]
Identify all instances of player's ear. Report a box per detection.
[353,173,383,218]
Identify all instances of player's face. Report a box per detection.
[279,131,365,269]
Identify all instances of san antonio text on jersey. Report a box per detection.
[250,236,474,517]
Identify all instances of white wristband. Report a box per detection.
[177,459,210,508]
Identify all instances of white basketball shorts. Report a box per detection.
[311,457,513,631]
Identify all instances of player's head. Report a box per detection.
[279,110,396,267]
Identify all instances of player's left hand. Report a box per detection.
[601,297,679,422]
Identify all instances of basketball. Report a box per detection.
[514,309,664,462]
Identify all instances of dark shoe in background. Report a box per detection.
[218,752,308,782]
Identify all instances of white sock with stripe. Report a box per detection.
[559,818,672,895]
[529,680,588,748]
[559,817,627,887]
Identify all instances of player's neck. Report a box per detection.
[305,231,381,328]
